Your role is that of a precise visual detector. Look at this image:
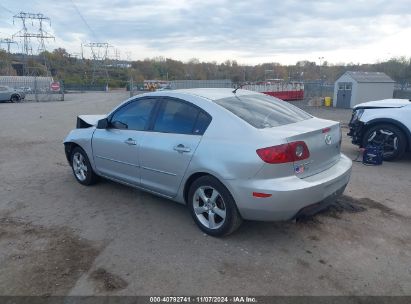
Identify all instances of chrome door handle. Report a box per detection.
[173,144,191,153]
[124,138,137,145]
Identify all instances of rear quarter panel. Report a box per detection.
[177,101,290,203]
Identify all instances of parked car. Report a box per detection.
[156,86,172,91]
[0,86,25,102]
[19,86,33,93]
[64,89,352,236]
[348,99,411,161]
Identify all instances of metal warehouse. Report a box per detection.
[333,71,395,108]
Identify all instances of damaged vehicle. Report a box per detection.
[64,89,352,236]
[0,86,25,103]
[348,99,411,161]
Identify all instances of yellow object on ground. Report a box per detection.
[324,96,332,107]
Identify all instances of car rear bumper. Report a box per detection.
[228,154,352,221]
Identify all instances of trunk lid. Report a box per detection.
[260,118,341,178]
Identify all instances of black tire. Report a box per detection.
[10,95,21,103]
[362,124,407,161]
[188,176,242,237]
[70,147,98,185]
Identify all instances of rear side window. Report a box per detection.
[153,99,211,135]
[214,94,311,129]
[193,112,212,135]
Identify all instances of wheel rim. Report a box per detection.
[193,186,226,230]
[72,152,88,181]
[366,128,398,158]
[12,96,18,102]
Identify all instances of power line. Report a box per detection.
[69,0,98,39]
[0,3,15,15]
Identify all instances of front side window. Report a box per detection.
[153,99,209,135]
[214,94,312,129]
[110,98,156,131]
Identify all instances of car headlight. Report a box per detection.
[352,108,364,121]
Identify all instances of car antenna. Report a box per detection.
[232,84,243,94]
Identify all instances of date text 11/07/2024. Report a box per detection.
[149,296,257,303]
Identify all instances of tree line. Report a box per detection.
[1,48,411,88]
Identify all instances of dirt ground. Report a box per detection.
[0,92,410,296]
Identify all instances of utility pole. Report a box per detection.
[114,48,120,61]
[129,77,134,98]
[12,12,55,76]
[318,56,324,97]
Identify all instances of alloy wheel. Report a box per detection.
[366,128,398,158]
[193,186,226,230]
[72,152,88,182]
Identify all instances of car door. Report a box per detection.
[139,97,212,197]
[92,98,158,185]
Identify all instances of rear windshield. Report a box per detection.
[214,94,312,129]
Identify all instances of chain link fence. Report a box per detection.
[128,79,233,97]
[303,81,334,99]
[127,79,337,101]
[170,79,232,89]
[393,88,411,99]
[64,83,108,92]
[0,76,64,102]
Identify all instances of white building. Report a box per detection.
[333,71,395,108]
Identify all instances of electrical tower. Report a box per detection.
[0,38,18,53]
[84,42,113,85]
[0,38,18,75]
[12,12,55,75]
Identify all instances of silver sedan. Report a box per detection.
[0,86,25,102]
[64,89,352,236]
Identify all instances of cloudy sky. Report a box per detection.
[0,0,410,65]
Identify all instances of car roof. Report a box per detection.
[162,88,258,101]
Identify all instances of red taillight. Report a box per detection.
[256,143,293,164]
[289,141,310,161]
[256,141,310,164]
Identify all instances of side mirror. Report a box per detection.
[97,118,109,129]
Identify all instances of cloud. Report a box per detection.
[0,0,410,64]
